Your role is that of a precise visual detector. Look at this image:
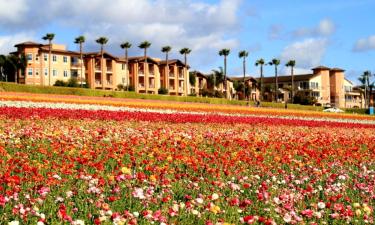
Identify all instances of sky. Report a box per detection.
[0,0,374,83]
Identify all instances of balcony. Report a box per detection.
[178,74,184,79]
[149,72,155,77]
[138,83,145,88]
[169,73,175,78]
[106,67,113,73]
[71,62,82,68]
[169,86,175,90]
[95,80,102,85]
[138,71,145,76]
[149,84,155,89]
[95,66,101,71]
[106,80,113,85]
[178,87,184,92]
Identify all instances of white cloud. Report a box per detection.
[0,32,35,55]
[268,24,284,40]
[280,38,329,69]
[0,0,28,26]
[293,19,336,38]
[353,35,375,52]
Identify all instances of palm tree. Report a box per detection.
[239,50,249,100]
[268,58,280,102]
[161,46,172,88]
[120,42,132,91]
[255,58,265,101]
[96,37,108,89]
[42,33,55,86]
[219,49,230,98]
[179,48,192,95]
[359,71,372,108]
[74,35,85,87]
[285,60,296,103]
[138,41,152,92]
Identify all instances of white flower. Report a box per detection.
[283,213,292,223]
[195,198,204,204]
[211,193,219,200]
[133,212,139,217]
[72,220,85,225]
[37,222,45,225]
[318,202,326,209]
[8,221,19,225]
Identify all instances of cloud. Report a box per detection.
[268,24,284,40]
[292,19,336,38]
[0,0,28,27]
[0,0,243,71]
[0,32,35,55]
[280,38,329,69]
[352,35,375,52]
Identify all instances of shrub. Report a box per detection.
[54,80,67,87]
[293,92,317,105]
[127,85,135,92]
[158,87,169,95]
[117,84,124,91]
[67,78,79,87]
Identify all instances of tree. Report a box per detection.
[255,58,265,101]
[74,35,85,87]
[138,41,152,92]
[358,71,372,108]
[219,49,230,98]
[239,50,249,99]
[285,60,296,103]
[120,42,132,91]
[0,55,5,81]
[161,46,172,88]
[179,48,192,95]
[268,58,280,102]
[96,37,108,89]
[42,33,55,86]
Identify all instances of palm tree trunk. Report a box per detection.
[101,45,104,89]
[144,48,148,93]
[48,40,51,86]
[275,66,278,102]
[125,49,129,91]
[224,56,227,98]
[260,66,263,101]
[80,43,83,88]
[243,58,246,100]
[291,66,294,103]
[166,53,169,89]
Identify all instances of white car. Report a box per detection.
[323,107,344,113]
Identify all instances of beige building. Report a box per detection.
[14,42,84,86]
[13,41,190,96]
[258,66,363,108]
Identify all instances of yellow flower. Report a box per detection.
[108,175,114,181]
[209,204,220,214]
[363,204,371,215]
[355,209,362,216]
[149,175,157,182]
[121,167,131,175]
[167,156,173,161]
[353,203,361,208]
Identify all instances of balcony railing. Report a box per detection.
[169,73,175,78]
[138,83,145,88]
[178,74,184,78]
[169,86,175,90]
[106,80,113,85]
[178,87,183,92]
[138,71,145,76]
[149,72,155,76]
[149,84,155,88]
[107,67,112,72]
[95,66,101,71]
[95,80,102,85]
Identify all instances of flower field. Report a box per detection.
[0,94,374,224]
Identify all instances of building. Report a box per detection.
[12,41,191,96]
[230,76,259,101]
[13,42,84,86]
[257,66,363,108]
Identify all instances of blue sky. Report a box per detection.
[0,0,374,83]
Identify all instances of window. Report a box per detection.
[26,53,33,61]
[52,55,57,62]
[44,68,48,76]
[35,69,39,76]
[344,86,352,92]
[35,54,39,62]
[53,69,57,76]
[310,82,319,89]
[44,54,48,62]
[27,68,33,76]
[63,56,68,63]
[122,64,126,70]
[63,70,68,77]
[312,92,320,98]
